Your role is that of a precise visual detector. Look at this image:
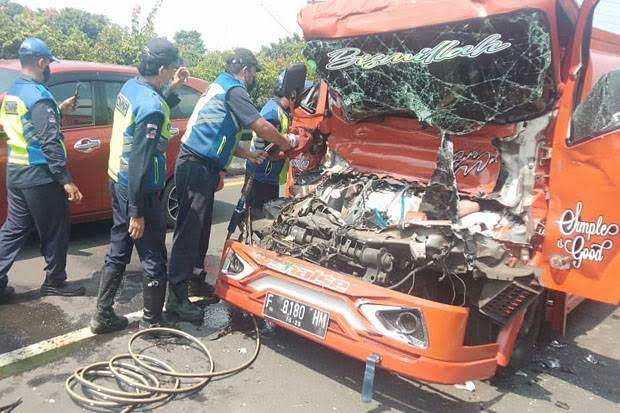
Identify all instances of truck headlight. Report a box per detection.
[221,250,255,280]
[359,304,428,349]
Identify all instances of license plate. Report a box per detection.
[262,292,330,339]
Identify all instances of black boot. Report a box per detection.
[140,278,169,329]
[166,282,204,323]
[188,270,219,304]
[90,267,128,334]
[0,286,15,305]
[40,278,85,297]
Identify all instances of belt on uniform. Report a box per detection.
[181,154,221,171]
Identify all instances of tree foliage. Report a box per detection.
[173,30,206,65]
[0,0,312,108]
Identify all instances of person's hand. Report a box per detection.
[216,171,225,192]
[248,150,268,165]
[63,182,83,203]
[286,133,299,148]
[128,217,145,240]
[169,67,190,93]
[59,96,78,113]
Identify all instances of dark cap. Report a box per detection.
[226,48,263,72]
[142,38,187,67]
[19,37,60,62]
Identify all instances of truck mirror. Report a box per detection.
[281,64,308,100]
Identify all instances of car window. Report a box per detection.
[49,81,94,128]
[170,85,200,119]
[102,81,125,125]
[0,68,20,93]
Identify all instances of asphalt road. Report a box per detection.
[0,179,619,412]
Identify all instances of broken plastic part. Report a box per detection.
[454,381,476,392]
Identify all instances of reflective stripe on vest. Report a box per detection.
[107,77,171,192]
[0,78,64,166]
[181,72,245,169]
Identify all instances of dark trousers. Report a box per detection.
[168,157,220,288]
[104,181,167,280]
[247,179,279,210]
[0,182,69,289]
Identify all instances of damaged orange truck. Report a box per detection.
[216,0,620,384]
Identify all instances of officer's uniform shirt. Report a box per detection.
[7,77,71,189]
[178,84,261,164]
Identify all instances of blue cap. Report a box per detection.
[18,38,60,63]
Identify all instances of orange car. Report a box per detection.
[0,60,209,226]
[217,0,620,384]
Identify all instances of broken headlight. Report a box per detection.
[359,304,428,349]
[221,249,255,280]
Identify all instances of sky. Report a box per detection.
[12,0,620,50]
[14,0,309,51]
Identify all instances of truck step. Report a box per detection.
[480,281,543,325]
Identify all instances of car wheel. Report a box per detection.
[162,179,178,228]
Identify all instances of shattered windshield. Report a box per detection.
[304,9,555,135]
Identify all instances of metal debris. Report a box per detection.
[540,357,560,369]
[454,381,476,392]
[555,401,570,410]
[585,354,599,365]
[550,340,567,349]
[514,370,528,377]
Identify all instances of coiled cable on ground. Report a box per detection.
[65,316,260,411]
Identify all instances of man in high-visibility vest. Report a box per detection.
[167,48,297,319]
[246,72,309,212]
[90,38,187,334]
[0,38,85,304]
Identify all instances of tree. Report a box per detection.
[0,1,314,108]
[48,8,109,40]
[174,30,206,65]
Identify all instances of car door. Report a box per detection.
[97,75,135,212]
[541,0,620,305]
[48,75,107,217]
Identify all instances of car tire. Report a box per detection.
[161,179,178,228]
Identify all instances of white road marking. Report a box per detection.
[224,179,244,187]
[0,297,206,373]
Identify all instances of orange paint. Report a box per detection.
[218,0,620,384]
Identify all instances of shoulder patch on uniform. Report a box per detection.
[47,107,57,124]
[116,94,130,116]
[146,123,158,139]
[4,101,18,115]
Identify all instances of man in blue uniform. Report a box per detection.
[90,38,187,334]
[167,48,297,321]
[246,71,300,212]
[0,38,85,303]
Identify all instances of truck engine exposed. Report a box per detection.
[251,115,549,342]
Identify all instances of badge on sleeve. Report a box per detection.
[146,123,158,139]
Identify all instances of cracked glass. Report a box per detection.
[304,10,556,135]
[572,70,620,143]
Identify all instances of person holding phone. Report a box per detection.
[0,37,85,303]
